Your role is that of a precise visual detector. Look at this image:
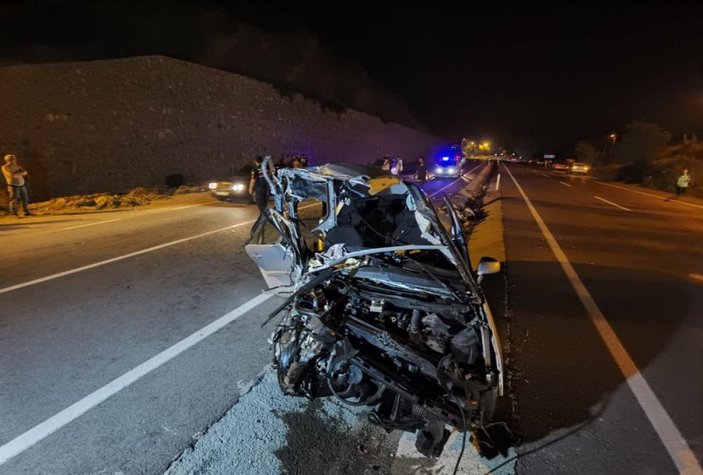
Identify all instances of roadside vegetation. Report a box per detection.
[574,122,702,196]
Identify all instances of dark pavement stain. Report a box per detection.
[275,399,399,474]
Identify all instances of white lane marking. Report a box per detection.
[559,181,573,188]
[167,202,216,211]
[62,218,122,230]
[429,178,463,197]
[0,203,318,295]
[0,222,252,294]
[428,163,483,197]
[496,173,501,191]
[542,173,550,178]
[592,181,703,210]
[595,195,631,212]
[14,201,218,238]
[58,203,215,231]
[503,164,701,474]
[0,292,274,466]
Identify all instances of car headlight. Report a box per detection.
[435,167,443,174]
[208,182,217,190]
[232,183,245,191]
[447,167,457,174]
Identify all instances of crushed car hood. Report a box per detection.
[244,158,510,458]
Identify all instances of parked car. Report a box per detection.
[568,162,590,175]
[552,162,570,172]
[208,166,255,203]
[244,159,508,457]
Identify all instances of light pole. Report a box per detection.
[602,133,617,158]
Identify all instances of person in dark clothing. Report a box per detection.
[415,157,428,188]
[249,156,269,214]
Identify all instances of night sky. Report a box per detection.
[1,0,701,154]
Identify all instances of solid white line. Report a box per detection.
[428,163,482,197]
[0,221,253,294]
[595,195,631,212]
[0,203,318,295]
[13,201,218,239]
[592,181,703,210]
[0,292,274,466]
[429,178,463,197]
[503,164,701,474]
[496,173,501,191]
[559,181,573,188]
[58,202,215,229]
[62,218,122,230]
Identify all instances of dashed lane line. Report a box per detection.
[592,181,703,210]
[595,195,631,212]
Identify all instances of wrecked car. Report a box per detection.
[245,158,504,457]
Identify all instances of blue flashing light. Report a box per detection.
[442,156,450,162]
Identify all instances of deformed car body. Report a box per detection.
[245,159,504,457]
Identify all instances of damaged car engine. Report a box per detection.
[246,159,504,457]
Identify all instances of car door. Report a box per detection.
[245,212,304,289]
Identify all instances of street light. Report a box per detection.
[603,133,617,157]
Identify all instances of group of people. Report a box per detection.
[275,154,308,169]
[2,154,31,217]
[380,155,431,188]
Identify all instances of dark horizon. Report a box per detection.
[0,0,701,155]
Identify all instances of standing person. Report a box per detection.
[2,154,31,217]
[676,170,691,196]
[676,169,691,195]
[381,155,391,172]
[415,157,428,188]
[249,156,269,215]
[459,154,468,171]
[391,156,404,176]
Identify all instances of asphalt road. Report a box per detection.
[0,166,483,474]
[500,163,702,474]
[3,161,699,474]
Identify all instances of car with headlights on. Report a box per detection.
[433,155,461,178]
[568,162,590,175]
[208,166,255,203]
